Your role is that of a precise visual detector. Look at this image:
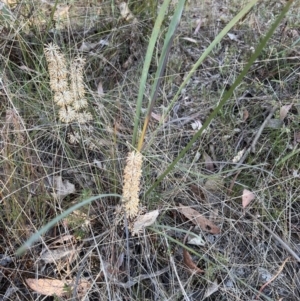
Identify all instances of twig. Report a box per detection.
[123,211,131,286]
[246,211,300,262]
[227,169,242,196]
[251,106,277,153]
[224,203,300,262]
[112,267,169,288]
[227,106,277,177]
[165,237,191,301]
[255,257,290,300]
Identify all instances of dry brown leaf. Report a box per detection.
[25,278,71,296]
[243,109,249,121]
[52,176,75,200]
[280,104,292,121]
[178,204,220,234]
[183,248,204,274]
[132,210,159,235]
[25,278,91,297]
[203,152,214,172]
[97,81,104,96]
[183,232,204,274]
[242,189,255,208]
[203,280,219,299]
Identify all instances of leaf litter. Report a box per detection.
[178,203,220,234]
[242,188,256,208]
[2,1,300,300]
[132,209,159,235]
[183,229,205,274]
[51,176,75,200]
[25,278,91,297]
[203,280,219,299]
[279,104,292,121]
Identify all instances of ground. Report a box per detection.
[1,0,300,300]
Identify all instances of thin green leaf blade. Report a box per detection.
[132,0,172,147]
[16,194,121,256]
[146,0,294,196]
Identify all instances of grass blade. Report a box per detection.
[16,194,121,256]
[132,0,172,147]
[137,0,186,151]
[146,0,294,196]
[144,0,259,150]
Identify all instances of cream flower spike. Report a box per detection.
[122,150,143,219]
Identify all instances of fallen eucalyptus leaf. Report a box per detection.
[132,210,159,235]
[183,247,204,274]
[280,104,292,121]
[52,176,75,200]
[25,279,72,296]
[178,204,220,234]
[187,234,205,246]
[25,278,91,297]
[203,280,219,299]
[242,189,255,208]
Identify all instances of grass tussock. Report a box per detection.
[1,0,300,300]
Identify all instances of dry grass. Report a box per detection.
[1,0,300,300]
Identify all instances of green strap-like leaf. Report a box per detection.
[138,0,186,151]
[16,194,121,256]
[132,0,172,147]
[146,0,294,196]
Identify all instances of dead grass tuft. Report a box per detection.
[1,0,300,300]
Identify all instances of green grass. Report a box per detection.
[1,0,300,300]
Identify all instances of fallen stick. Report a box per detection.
[227,105,277,178]
[255,257,289,300]
[245,209,300,263]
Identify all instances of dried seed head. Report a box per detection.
[58,106,77,123]
[70,56,86,100]
[44,43,68,93]
[76,111,93,123]
[122,151,143,218]
[54,91,74,107]
[73,98,88,111]
[44,43,93,124]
